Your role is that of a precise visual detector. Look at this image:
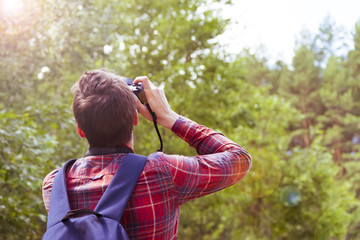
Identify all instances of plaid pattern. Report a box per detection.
[42,117,251,239]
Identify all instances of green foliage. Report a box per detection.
[178,82,297,239]
[278,142,356,240]
[0,104,87,239]
[0,109,56,239]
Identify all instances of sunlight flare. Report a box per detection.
[1,0,25,17]
[0,0,42,35]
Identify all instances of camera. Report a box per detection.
[123,78,148,104]
[123,77,163,152]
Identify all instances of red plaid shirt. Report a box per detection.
[42,117,251,239]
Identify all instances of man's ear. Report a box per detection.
[76,124,86,138]
[134,111,139,126]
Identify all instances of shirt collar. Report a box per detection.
[85,146,134,157]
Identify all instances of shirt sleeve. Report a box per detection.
[42,168,59,212]
[167,116,252,205]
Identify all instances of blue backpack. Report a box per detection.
[42,153,147,240]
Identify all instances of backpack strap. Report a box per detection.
[94,153,147,221]
[47,154,147,228]
[47,159,77,229]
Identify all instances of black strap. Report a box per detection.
[85,146,133,156]
[62,209,101,222]
[146,103,163,152]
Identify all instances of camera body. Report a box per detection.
[124,78,147,104]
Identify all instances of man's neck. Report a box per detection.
[127,139,134,150]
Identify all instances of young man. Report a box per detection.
[42,69,252,239]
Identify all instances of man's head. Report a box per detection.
[71,69,137,147]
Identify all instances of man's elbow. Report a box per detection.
[246,150,252,168]
[238,149,252,174]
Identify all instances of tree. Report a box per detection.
[346,21,360,159]
[317,56,354,162]
[341,22,360,238]
[0,108,56,239]
[277,44,323,148]
[178,67,299,239]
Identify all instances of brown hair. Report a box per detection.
[71,69,136,147]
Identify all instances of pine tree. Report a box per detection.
[318,56,353,162]
[278,44,323,148]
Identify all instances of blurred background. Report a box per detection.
[0,0,359,239]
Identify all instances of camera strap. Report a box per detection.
[146,103,163,152]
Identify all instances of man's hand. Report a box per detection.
[133,76,179,130]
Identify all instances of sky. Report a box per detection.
[215,0,360,65]
[1,0,359,65]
